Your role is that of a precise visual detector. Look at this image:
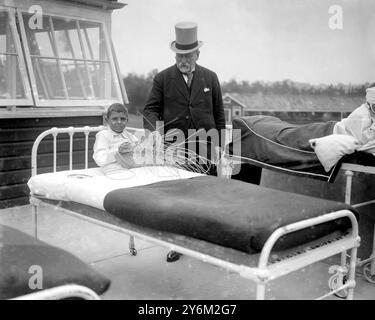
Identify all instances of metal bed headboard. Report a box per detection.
[31,126,144,177]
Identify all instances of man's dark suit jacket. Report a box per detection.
[143,64,226,141]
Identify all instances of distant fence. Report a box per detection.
[242,111,350,124]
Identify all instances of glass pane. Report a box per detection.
[87,62,100,97]
[32,58,65,99]
[111,76,119,100]
[0,54,25,99]
[20,12,121,103]
[88,62,118,99]
[23,13,55,56]
[67,29,83,59]
[61,60,92,99]
[0,11,16,53]
[52,17,83,59]
[79,21,108,61]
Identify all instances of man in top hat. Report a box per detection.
[142,22,226,262]
[143,22,226,164]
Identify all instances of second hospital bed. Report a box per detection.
[0,223,111,300]
[27,126,361,300]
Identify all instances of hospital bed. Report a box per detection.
[0,224,110,300]
[27,126,361,300]
[224,115,375,294]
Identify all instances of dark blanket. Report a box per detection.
[228,116,338,181]
[103,176,356,254]
[0,225,111,299]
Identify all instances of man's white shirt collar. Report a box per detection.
[182,67,195,83]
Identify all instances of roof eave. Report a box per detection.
[60,0,127,10]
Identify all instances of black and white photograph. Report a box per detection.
[0,0,374,304]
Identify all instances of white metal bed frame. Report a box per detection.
[12,284,100,300]
[29,126,361,300]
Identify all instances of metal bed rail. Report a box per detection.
[12,284,100,300]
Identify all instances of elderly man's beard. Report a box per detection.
[177,62,193,73]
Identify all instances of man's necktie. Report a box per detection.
[186,72,193,89]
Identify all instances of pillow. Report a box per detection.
[27,168,103,200]
[0,225,111,299]
[309,134,360,172]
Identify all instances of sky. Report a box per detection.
[111,0,375,85]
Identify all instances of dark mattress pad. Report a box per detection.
[103,176,356,254]
[0,225,111,299]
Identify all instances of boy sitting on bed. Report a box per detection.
[93,103,139,174]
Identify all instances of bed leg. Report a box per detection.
[344,170,353,205]
[340,251,347,269]
[129,236,137,256]
[256,283,266,300]
[363,220,375,283]
[337,169,353,295]
[346,246,358,300]
[32,204,38,239]
[328,245,358,299]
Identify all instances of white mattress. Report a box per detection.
[28,166,203,210]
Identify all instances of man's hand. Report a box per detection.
[118,141,134,155]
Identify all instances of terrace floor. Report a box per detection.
[1,204,374,300]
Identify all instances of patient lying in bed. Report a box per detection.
[310,85,375,171]
[93,103,139,174]
[333,85,375,153]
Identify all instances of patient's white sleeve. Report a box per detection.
[93,131,118,167]
[333,104,375,144]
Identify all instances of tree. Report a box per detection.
[123,70,157,114]
[123,70,366,114]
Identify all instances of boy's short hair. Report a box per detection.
[368,83,375,89]
[106,103,129,119]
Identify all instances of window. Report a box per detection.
[0,8,124,107]
[0,8,33,106]
[19,12,122,106]
[232,106,242,117]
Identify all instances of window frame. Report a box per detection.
[17,9,124,107]
[0,7,33,106]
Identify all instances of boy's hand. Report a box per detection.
[118,141,134,154]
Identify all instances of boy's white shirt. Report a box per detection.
[93,127,138,174]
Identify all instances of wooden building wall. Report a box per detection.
[223,98,245,124]
[0,116,102,208]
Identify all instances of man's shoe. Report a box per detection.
[166,250,182,262]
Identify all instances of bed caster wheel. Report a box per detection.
[363,262,375,283]
[328,274,348,298]
[130,248,137,256]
